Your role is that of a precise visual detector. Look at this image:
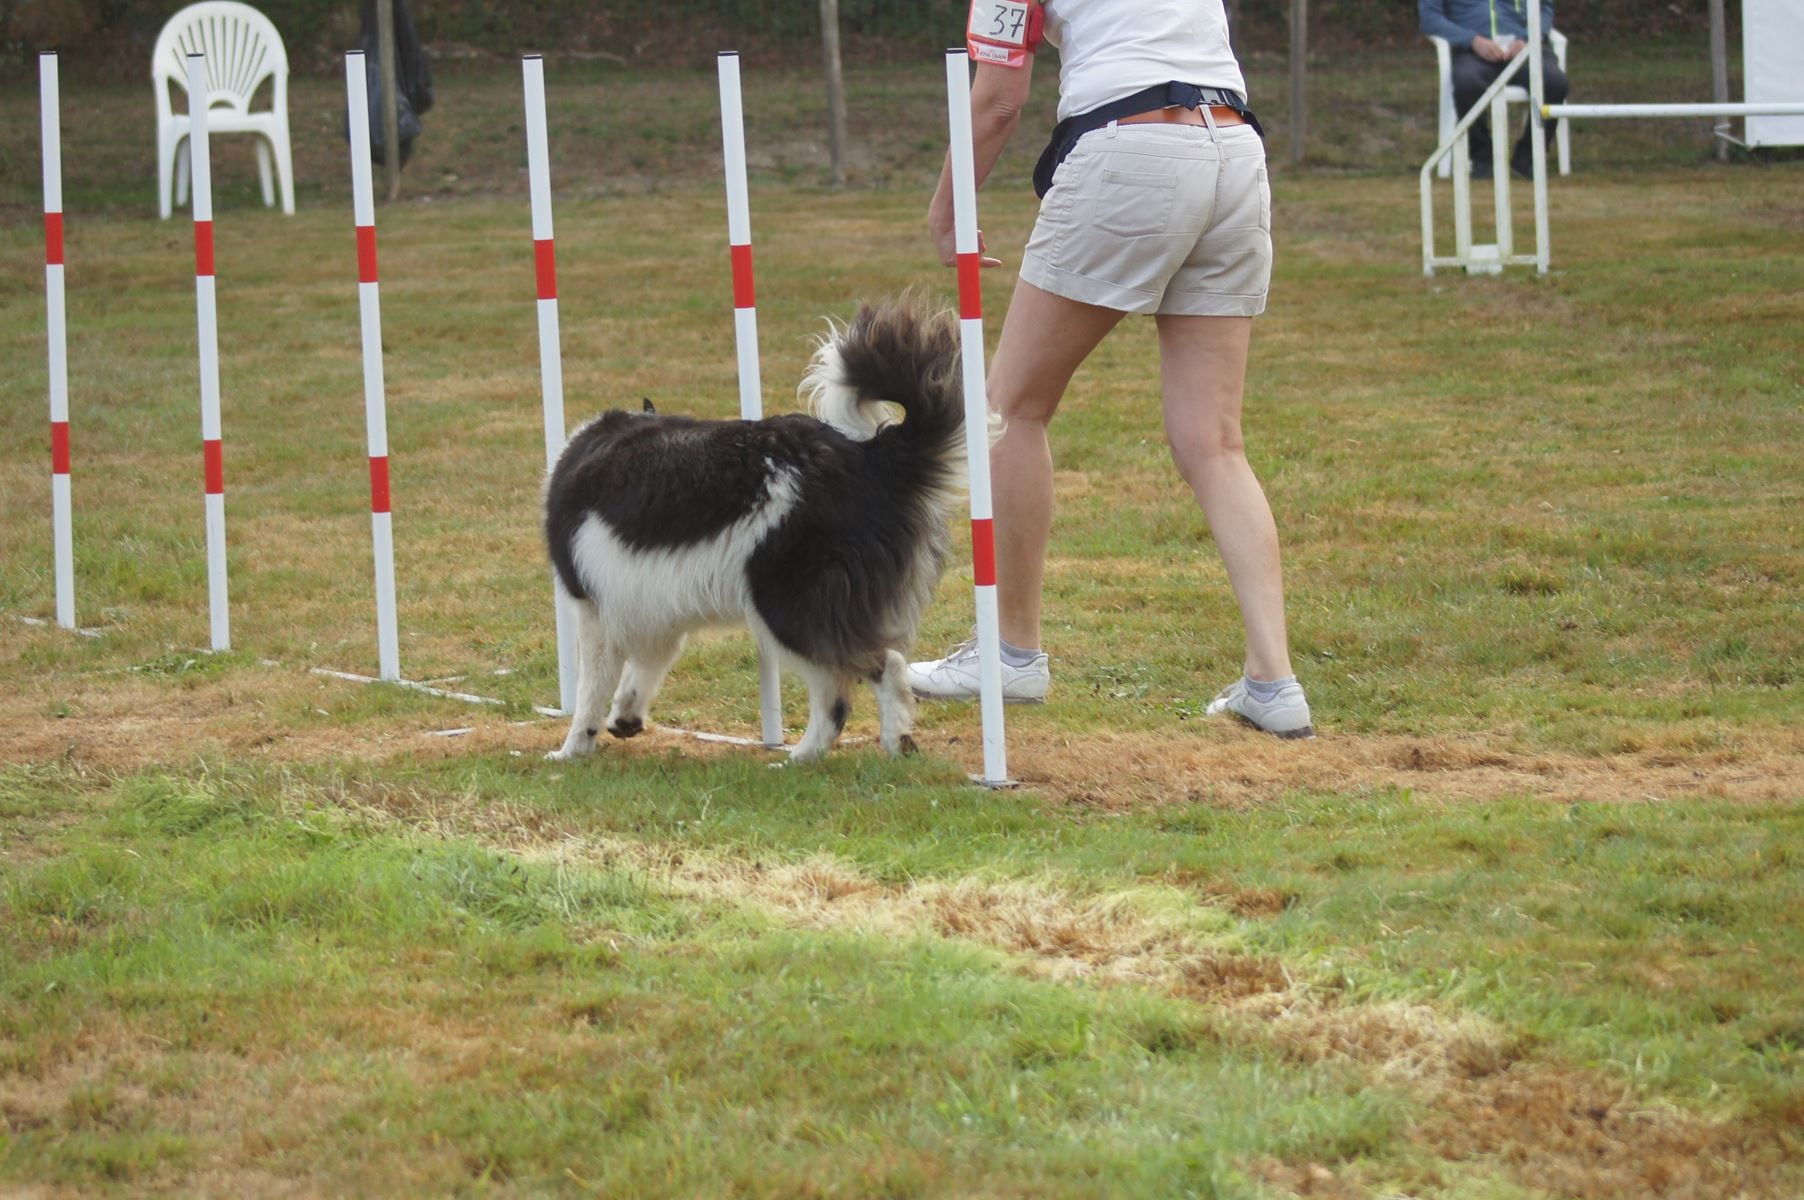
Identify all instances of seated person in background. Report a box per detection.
[1419,0,1569,178]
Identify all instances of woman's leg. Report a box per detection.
[986,280,1125,649]
[1154,313,1294,682]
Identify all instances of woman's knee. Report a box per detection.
[1169,419,1246,475]
[990,378,1059,426]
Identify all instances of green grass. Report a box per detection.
[2,767,1406,1197]
[1,42,1801,1199]
[3,761,1801,1195]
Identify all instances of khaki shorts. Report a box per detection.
[1019,121,1272,317]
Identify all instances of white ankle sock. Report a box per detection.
[1243,674,1296,703]
[1000,638,1041,668]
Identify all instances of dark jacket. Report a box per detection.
[1419,0,1555,51]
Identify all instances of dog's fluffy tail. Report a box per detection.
[801,297,990,486]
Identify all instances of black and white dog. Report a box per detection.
[544,297,968,762]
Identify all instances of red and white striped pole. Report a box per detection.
[522,54,578,715]
[717,51,785,750]
[345,52,401,682]
[40,53,75,631]
[188,53,230,652]
[945,49,1009,786]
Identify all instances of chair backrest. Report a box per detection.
[153,2,288,119]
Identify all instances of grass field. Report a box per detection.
[3,43,1802,1198]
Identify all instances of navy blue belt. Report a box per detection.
[1031,81,1264,199]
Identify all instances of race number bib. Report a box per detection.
[967,0,1043,68]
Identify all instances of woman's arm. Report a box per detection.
[928,57,1037,268]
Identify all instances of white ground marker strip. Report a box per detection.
[16,614,103,639]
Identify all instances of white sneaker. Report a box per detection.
[1206,676,1315,739]
[908,636,1050,703]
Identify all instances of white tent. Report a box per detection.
[1746,0,1804,146]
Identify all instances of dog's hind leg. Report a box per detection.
[607,632,685,739]
[549,602,625,761]
[790,661,852,764]
[871,650,918,756]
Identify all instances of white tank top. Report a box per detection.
[1041,0,1247,122]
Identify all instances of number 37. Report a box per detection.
[987,2,1028,42]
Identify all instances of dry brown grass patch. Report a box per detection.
[1416,1065,1804,1200]
[341,783,1286,998]
[995,727,1804,809]
[7,636,1799,811]
[1235,993,1527,1084]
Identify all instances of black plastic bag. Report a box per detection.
[347,0,434,168]
[361,0,434,117]
[360,56,423,167]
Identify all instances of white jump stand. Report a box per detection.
[1448,89,1521,275]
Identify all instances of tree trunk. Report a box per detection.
[1709,0,1730,161]
[377,0,401,201]
[820,0,847,188]
[1288,0,1307,166]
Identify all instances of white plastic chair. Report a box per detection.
[154,2,294,218]
[1430,31,1571,179]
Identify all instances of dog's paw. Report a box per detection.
[606,715,644,740]
[787,743,828,765]
[896,733,918,756]
[547,729,600,761]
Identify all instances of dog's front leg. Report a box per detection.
[872,650,918,756]
[606,633,684,739]
[548,604,623,761]
[790,662,851,763]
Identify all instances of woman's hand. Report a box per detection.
[926,59,1032,270]
[930,207,1001,269]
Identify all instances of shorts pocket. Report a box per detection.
[1093,167,1179,238]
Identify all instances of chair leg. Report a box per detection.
[255,139,275,207]
[158,133,174,220]
[176,140,190,210]
[274,129,295,216]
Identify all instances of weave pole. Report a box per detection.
[187,53,230,651]
[717,51,785,750]
[40,53,74,631]
[521,56,579,716]
[944,49,1010,787]
[345,52,401,681]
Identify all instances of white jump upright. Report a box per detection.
[716,51,786,751]
[1526,0,1551,273]
[40,53,75,631]
[344,52,401,682]
[521,54,579,716]
[944,49,1010,788]
[187,53,231,651]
